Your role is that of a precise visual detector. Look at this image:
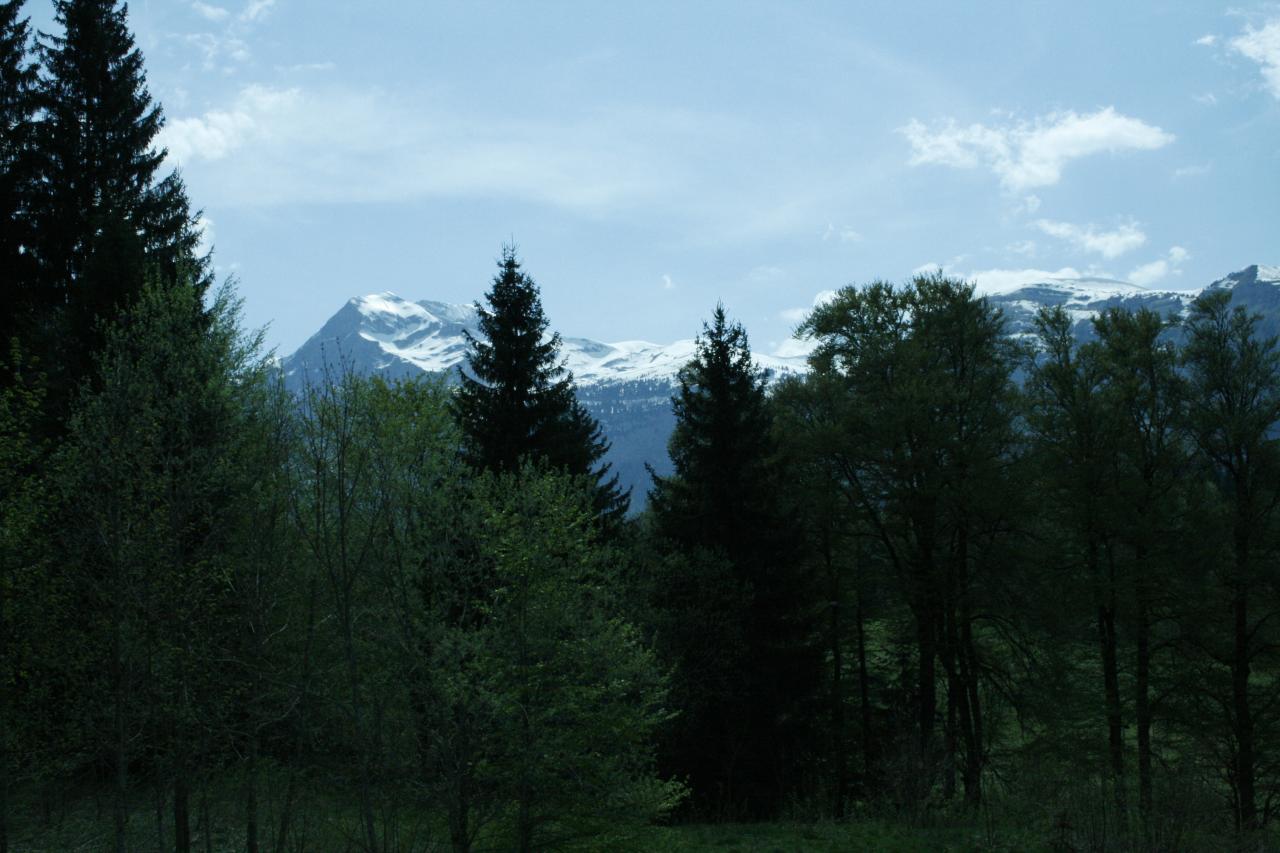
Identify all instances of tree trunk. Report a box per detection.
[1099,602,1126,818]
[1233,579,1256,831]
[827,536,847,818]
[246,733,259,853]
[918,614,937,754]
[174,772,190,853]
[1,755,9,853]
[856,584,873,791]
[448,731,472,853]
[113,628,128,853]
[1135,605,1152,834]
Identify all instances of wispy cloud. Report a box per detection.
[1035,218,1146,259]
[780,290,837,324]
[1196,34,1218,47]
[899,107,1174,191]
[240,0,276,23]
[158,85,764,213]
[191,2,230,22]
[158,84,293,161]
[1128,246,1190,287]
[279,61,336,73]
[195,215,215,256]
[1231,19,1280,99]
[821,223,863,243]
[1173,162,1212,179]
[181,32,251,70]
[661,274,675,291]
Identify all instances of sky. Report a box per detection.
[26,1,1280,357]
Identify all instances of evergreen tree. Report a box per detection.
[32,0,206,410]
[648,304,819,818]
[452,246,627,524]
[0,0,38,349]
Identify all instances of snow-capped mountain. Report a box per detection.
[282,292,807,389]
[282,265,1280,511]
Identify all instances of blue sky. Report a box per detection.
[28,1,1280,356]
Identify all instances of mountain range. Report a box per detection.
[282,264,1280,510]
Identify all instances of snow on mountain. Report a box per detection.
[285,292,807,388]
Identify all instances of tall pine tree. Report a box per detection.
[32,0,206,411]
[452,246,627,524]
[648,304,819,818]
[0,0,38,349]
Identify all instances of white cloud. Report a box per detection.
[192,2,230,21]
[1196,34,1218,46]
[821,223,863,243]
[1231,20,1280,99]
[1035,218,1147,258]
[195,215,215,256]
[1192,92,1218,106]
[1173,162,1212,179]
[913,261,942,275]
[159,84,835,226]
[281,61,336,73]
[1007,239,1037,257]
[966,266,1090,294]
[1128,260,1170,287]
[771,337,816,359]
[661,274,675,291]
[780,289,837,324]
[1128,246,1190,287]
[240,0,276,23]
[1019,194,1041,214]
[900,107,1174,191]
[181,32,251,70]
[157,84,296,162]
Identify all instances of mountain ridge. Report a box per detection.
[282,264,1280,510]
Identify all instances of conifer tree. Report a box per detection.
[0,0,38,349]
[648,304,819,817]
[452,246,627,524]
[33,0,206,407]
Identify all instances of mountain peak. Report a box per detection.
[1206,264,1280,292]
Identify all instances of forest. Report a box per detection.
[5,2,1280,852]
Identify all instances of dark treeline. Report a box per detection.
[4,2,1280,851]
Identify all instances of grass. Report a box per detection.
[6,771,1266,853]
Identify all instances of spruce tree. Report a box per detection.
[452,246,627,524]
[33,0,206,408]
[647,304,819,817]
[0,0,38,349]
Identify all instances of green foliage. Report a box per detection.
[49,275,269,851]
[448,469,685,850]
[798,274,1023,807]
